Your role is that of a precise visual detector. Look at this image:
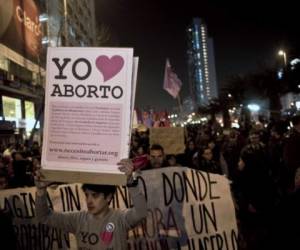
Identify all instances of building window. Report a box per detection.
[0,55,9,71]
[2,96,22,126]
[25,101,39,135]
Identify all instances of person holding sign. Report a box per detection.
[35,159,147,250]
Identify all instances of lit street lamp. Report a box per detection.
[278,50,287,66]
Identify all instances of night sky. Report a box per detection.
[95,0,300,111]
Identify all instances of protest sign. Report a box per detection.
[42,47,138,185]
[115,167,239,250]
[150,127,185,155]
[0,167,238,250]
[0,184,85,250]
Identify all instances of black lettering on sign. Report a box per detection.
[190,202,217,234]
[216,233,224,249]
[13,223,70,250]
[113,186,130,209]
[60,185,81,212]
[28,223,37,250]
[20,192,36,218]
[166,206,180,238]
[231,229,239,250]
[137,176,148,201]
[111,86,123,99]
[188,231,232,250]
[50,84,124,99]
[75,84,87,98]
[99,85,111,98]
[209,234,218,250]
[72,58,92,80]
[3,197,13,215]
[87,85,98,98]
[224,230,229,250]
[3,192,36,218]
[154,208,165,236]
[52,58,71,79]
[46,192,54,210]
[183,171,197,202]
[158,238,169,249]
[41,223,51,249]
[142,209,156,238]
[75,85,87,97]
[173,172,185,203]
[64,84,74,97]
[139,207,181,240]
[51,227,62,249]
[13,195,23,218]
[187,237,195,250]
[112,177,148,209]
[163,170,220,206]
[207,173,221,200]
[147,240,159,250]
[195,170,209,201]
[51,84,63,97]
[163,173,173,206]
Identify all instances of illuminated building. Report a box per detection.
[187,18,218,107]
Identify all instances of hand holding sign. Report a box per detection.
[117,159,139,186]
[117,159,133,178]
[34,168,52,194]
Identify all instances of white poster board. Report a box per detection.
[42,47,136,184]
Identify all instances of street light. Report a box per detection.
[278,50,287,66]
[247,104,260,112]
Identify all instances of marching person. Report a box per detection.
[35,159,147,250]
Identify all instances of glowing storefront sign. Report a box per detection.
[0,0,42,60]
[16,5,42,37]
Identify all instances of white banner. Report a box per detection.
[0,168,238,250]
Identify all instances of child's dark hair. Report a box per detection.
[150,144,164,153]
[81,184,116,198]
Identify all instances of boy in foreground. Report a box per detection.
[35,159,147,250]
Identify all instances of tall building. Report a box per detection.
[41,0,97,47]
[187,18,218,107]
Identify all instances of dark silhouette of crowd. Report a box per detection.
[1,115,300,249]
[0,140,41,190]
[128,115,300,249]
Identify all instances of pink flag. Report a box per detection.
[163,59,182,98]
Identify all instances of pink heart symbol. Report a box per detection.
[95,55,124,82]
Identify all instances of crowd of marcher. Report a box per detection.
[0,115,299,249]
[129,115,300,249]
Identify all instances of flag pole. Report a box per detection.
[177,93,183,113]
[177,93,188,138]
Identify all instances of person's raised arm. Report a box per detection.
[118,159,147,228]
[34,169,80,233]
